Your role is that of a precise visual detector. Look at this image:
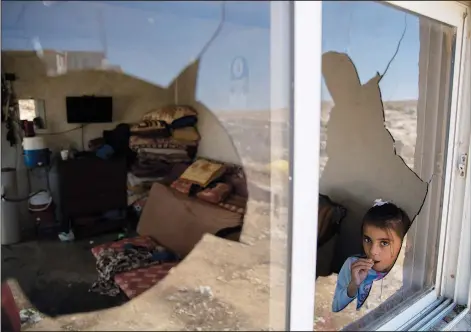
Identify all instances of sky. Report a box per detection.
[1,1,436,111]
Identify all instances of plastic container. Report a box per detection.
[29,191,53,211]
[1,168,21,245]
[29,191,56,228]
[23,137,50,168]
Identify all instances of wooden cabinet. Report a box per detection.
[58,156,127,233]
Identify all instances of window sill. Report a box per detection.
[342,287,437,331]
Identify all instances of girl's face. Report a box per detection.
[362,224,402,272]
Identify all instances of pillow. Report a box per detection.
[142,105,197,125]
[179,159,226,188]
[196,182,233,204]
[170,178,193,195]
[172,127,200,142]
[130,120,170,138]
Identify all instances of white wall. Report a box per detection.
[1,51,241,231]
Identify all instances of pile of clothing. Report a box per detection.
[128,105,200,178]
[90,243,179,297]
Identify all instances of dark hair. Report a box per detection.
[362,202,411,240]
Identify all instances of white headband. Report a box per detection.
[373,198,389,207]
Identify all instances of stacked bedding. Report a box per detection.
[129,105,200,175]
[127,105,200,212]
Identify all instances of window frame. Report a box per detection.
[289,1,470,330]
[288,1,322,330]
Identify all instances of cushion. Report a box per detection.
[170,178,193,195]
[114,262,177,299]
[91,235,158,259]
[130,120,170,138]
[172,127,200,142]
[196,182,233,204]
[142,105,197,125]
[179,159,226,188]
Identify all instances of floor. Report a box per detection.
[1,232,128,319]
[3,228,469,331]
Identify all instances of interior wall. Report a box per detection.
[2,51,239,163]
[1,51,240,230]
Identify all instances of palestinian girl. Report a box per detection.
[332,199,411,312]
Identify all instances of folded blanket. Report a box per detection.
[138,148,188,156]
[138,152,191,164]
[135,158,171,170]
[129,136,197,151]
[130,120,170,138]
[132,164,172,178]
[171,126,200,142]
[142,105,197,126]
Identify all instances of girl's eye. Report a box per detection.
[363,237,371,243]
[380,241,390,247]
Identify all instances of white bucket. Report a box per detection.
[29,191,53,212]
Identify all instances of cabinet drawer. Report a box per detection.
[61,175,125,199]
[58,157,127,217]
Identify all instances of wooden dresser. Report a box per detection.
[58,156,127,235]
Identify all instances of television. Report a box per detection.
[66,96,113,124]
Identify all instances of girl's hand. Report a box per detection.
[350,258,374,287]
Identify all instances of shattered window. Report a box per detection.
[318,1,455,330]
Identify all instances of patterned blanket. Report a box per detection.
[90,246,159,296]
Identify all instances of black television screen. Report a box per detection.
[66,96,113,123]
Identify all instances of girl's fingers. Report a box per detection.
[352,261,374,270]
[352,264,373,274]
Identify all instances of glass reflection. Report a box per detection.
[2,1,290,330]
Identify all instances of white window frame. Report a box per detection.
[288,1,322,330]
[289,1,470,331]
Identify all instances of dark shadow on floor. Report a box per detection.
[1,233,128,317]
